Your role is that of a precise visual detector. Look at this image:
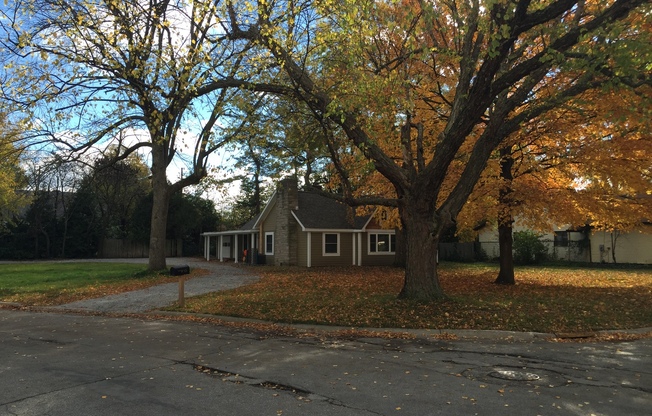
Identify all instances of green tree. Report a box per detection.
[85,151,151,239]
[130,191,220,256]
[228,0,651,299]
[0,0,286,270]
[58,151,151,257]
[65,185,102,257]
[18,156,88,258]
[168,193,221,255]
[228,176,271,227]
[23,190,57,258]
[0,113,28,229]
[225,94,331,225]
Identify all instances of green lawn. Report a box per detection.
[0,262,177,305]
[173,263,652,334]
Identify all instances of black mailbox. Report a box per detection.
[170,265,190,276]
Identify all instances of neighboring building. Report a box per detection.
[478,222,652,265]
[201,178,397,267]
[590,226,652,264]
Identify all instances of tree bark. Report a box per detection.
[393,227,406,267]
[495,222,515,284]
[611,231,619,264]
[398,198,446,300]
[148,146,171,271]
[495,147,516,285]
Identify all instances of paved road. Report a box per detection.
[1,258,651,415]
[1,309,651,415]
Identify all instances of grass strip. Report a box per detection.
[0,262,182,306]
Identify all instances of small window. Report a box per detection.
[554,231,568,247]
[369,232,396,254]
[323,233,340,256]
[265,232,274,255]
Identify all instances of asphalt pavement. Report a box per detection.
[1,258,651,415]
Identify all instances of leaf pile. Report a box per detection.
[178,264,652,333]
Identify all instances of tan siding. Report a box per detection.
[260,204,278,265]
[310,232,354,267]
[297,231,308,267]
[362,252,396,266]
[262,203,277,232]
[339,234,354,265]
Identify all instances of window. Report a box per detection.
[265,232,274,255]
[323,233,340,256]
[554,231,569,247]
[369,233,396,254]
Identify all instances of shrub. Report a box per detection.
[513,230,547,265]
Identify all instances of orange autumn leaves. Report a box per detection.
[181,265,652,333]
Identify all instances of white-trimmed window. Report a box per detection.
[323,233,340,256]
[368,232,396,254]
[265,232,275,255]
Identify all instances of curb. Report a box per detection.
[146,310,651,342]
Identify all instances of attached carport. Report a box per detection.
[201,229,259,264]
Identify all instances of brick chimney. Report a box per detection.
[275,177,298,266]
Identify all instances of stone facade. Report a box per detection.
[274,178,299,266]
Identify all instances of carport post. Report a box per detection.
[234,235,239,264]
[251,232,256,264]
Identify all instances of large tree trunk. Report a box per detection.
[495,222,515,284]
[393,227,406,267]
[148,148,171,271]
[495,146,516,285]
[398,199,445,300]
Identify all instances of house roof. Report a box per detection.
[202,189,376,237]
[239,215,260,231]
[292,192,371,231]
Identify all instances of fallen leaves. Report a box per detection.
[177,264,651,334]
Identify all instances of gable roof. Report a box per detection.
[292,192,371,231]
[239,215,260,231]
[252,191,277,229]
[203,188,378,237]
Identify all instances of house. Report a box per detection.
[201,178,397,267]
[478,222,652,265]
[589,226,652,264]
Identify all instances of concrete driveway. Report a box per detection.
[42,257,260,314]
